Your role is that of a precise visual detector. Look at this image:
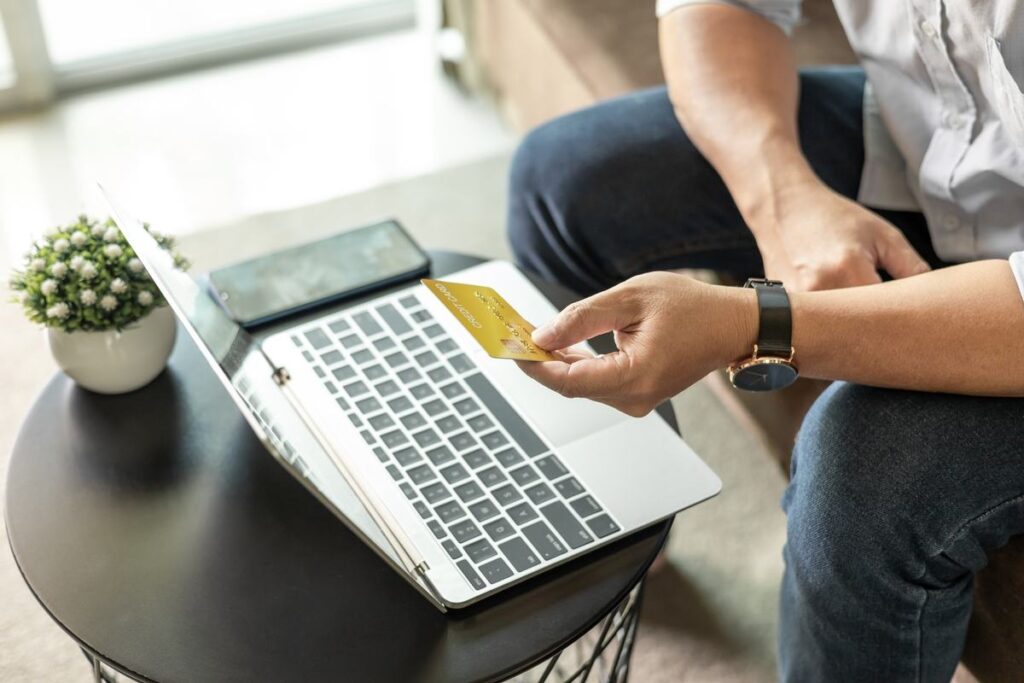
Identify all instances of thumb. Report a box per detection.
[532,288,640,350]
[877,227,931,279]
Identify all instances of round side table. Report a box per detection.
[6,252,674,682]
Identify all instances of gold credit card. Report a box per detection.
[420,279,556,361]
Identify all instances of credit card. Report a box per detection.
[420,278,556,361]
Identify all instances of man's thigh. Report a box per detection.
[508,67,869,294]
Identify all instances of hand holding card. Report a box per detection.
[421,279,556,361]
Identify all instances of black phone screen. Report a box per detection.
[209,220,429,325]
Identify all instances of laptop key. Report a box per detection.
[449,431,477,452]
[454,480,485,502]
[403,336,426,351]
[427,520,446,539]
[336,396,350,411]
[354,311,383,336]
[535,455,569,480]
[372,447,389,463]
[540,501,593,549]
[495,448,524,468]
[492,484,522,507]
[399,482,416,500]
[407,465,436,485]
[399,295,418,309]
[443,540,461,559]
[450,520,481,543]
[483,517,515,542]
[352,348,374,364]
[410,384,434,400]
[344,381,369,397]
[462,449,492,469]
[522,521,567,560]
[376,303,411,335]
[453,397,478,415]
[464,373,547,457]
[411,309,433,323]
[376,380,400,396]
[467,414,494,433]
[348,414,362,428]
[397,367,420,383]
[436,415,460,433]
[381,430,408,449]
[499,537,541,572]
[440,383,465,399]
[364,364,387,381]
[425,445,455,466]
[368,413,395,431]
[360,430,375,445]
[393,446,421,466]
[339,334,361,349]
[421,482,450,504]
[449,354,475,374]
[423,323,444,338]
[332,366,356,382]
[465,539,497,564]
[524,483,556,506]
[323,380,338,395]
[415,350,439,367]
[478,466,507,487]
[328,319,350,334]
[373,337,396,352]
[468,499,500,522]
[435,501,466,523]
[571,495,602,518]
[427,366,452,383]
[456,560,485,590]
[413,501,430,519]
[554,477,585,499]
[413,429,441,448]
[304,328,331,349]
[436,338,458,354]
[387,396,413,413]
[384,351,409,368]
[509,465,540,487]
[386,465,403,481]
[320,349,343,365]
[440,463,470,484]
[401,412,428,431]
[423,399,446,416]
[508,503,539,525]
[479,558,513,584]
[356,397,382,414]
[586,514,621,538]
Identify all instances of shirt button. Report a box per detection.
[943,111,964,129]
[942,214,960,231]
[920,20,937,38]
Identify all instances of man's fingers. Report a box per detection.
[532,288,640,351]
[516,353,630,399]
[878,228,931,279]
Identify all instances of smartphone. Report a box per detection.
[208,220,430,327]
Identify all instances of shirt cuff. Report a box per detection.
[656,0,802,35]
[1011,251,1024,305]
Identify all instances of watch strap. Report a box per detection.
[745,279,792,358]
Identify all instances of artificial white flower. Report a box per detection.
[137,290,154,306]
[70,231,88,247]
[30,258,46,272]
[50,261,68,279]
[110,277,128,294]
[103,244,123,259]
[40,279,58,296]
[46,302,70,320]
[70,255,84,271]
[128,258,144,274]
[99,295,118,311]
[18,291,30,304]
[103,227,120,242]
[91,223,106,237]
[79,261,98,280]
[80,289,97,305]
[53,238,70,253]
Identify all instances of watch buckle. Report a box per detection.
[752,344,796,363]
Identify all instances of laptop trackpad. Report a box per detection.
[480,353,629,448]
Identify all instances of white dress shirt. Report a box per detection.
[658,0,1024,300]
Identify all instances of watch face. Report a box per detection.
[731,360,798,392]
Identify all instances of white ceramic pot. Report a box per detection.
[46,306,177,394]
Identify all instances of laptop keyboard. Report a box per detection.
[288,291,621,590]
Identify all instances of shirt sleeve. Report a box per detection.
[1011,251,1024,305]
[656,0,802,35]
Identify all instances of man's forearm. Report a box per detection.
[659,5,817,231]
[729,262,1024,396]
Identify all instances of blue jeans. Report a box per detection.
[506,68,1024,682]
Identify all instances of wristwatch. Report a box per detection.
[727,278,799,392]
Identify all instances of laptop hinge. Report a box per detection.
[272,367,291,386]
[415,561,430,576]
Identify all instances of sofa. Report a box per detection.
[444,1,1023,680]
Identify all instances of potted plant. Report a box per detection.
[8,215,187,394]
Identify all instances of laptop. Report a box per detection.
[104,188,722,611]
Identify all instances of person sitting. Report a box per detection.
[506,1,1024,681]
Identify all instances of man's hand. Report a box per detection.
[517,272,756,417]
[753,183,931,291]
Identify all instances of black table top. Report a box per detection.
[6,252,673,683]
